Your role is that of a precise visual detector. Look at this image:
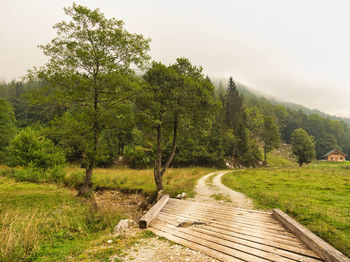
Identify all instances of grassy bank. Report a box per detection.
[0,166,215,261]
[222,161,350,257]
[65,167,215,198]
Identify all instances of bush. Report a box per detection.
[6,127,66,170]
[64,171,86,189]
[2,164,66,184]
[47,165,66,183]
[125,146,151,169]
[2,165,46,183]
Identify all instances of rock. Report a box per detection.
[156,190,164,201]
[113,219,137,236]
[176,194,182,199]
[181,192,187,199]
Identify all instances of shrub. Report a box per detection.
[6,127,66,170]
[47,165,66,183]
[2,165,46,183]
[125,146,151,169]
[64,171,86,189]
[1,164,66,184]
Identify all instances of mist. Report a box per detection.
[1,0,350,116]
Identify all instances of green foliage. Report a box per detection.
[235,125,261,166]
[125,145,151,169]
[261,116,280,164]
[137,59,218,189]
[6,127,66,169]
[2,164,66,184]
[64,171,86,189]
[291,128,316,166]
[27,3,150,194]
[223,77,244,130]
[0,98,16,160]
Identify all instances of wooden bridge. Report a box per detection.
[140,196,349,262]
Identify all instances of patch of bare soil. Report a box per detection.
[111,237,218,262]
[94,190,150,221]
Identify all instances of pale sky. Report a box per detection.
[1,0,350,117]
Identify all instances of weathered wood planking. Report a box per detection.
[139,195,169,228]
[273,209,350,262]
[140,197,349,261]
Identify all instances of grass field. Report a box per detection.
[222,161,350,257]
[0,166,214,261]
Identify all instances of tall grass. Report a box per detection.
[0,176,124,261]
[0,210,47,261]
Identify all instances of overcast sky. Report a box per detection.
[1,0,350,116]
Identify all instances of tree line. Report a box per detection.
[0,4,347,194]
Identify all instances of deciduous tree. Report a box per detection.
[28,4,150,195]
[291,128,316,166]
[137,59,217,190]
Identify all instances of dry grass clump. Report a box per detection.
[0,210,47,261]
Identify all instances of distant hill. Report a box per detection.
[212,78,350,126]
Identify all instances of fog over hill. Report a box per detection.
[212,78,350,127]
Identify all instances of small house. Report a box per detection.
[323,149,347,161]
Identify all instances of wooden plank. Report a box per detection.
[162,206,286,230]
[153,221,319,262]
[139,195,169,228]
[153,216,321,261]
[165,201,276,224]
[273,209,350,262]
[164,202,280,224]
[156,212,308,248]
[151,222,272,262]
[149,227,245,262]
[168,198,272,216]
[159,208,296,238]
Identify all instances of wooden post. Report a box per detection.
[139,195,169,229]
[273,209,350,262]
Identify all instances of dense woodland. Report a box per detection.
[1,76,349,164]
[1,4,349,192]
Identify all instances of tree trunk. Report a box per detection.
[77,164,93,196]
[299,162,303,167]
[160,116,178,177]
[153,116,179,191]
[264,145,267,166]
[154,124,163,190]
[77,85,99,196]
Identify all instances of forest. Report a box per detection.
[1,74,349,166]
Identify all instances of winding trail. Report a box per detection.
[186,171,254,209]
[114,171,254,261]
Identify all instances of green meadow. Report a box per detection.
[0,166,213,261]
[222,161,350,257]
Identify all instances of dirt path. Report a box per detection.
[113,170,253,261]
[185,171,254,209]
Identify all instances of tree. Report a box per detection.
[6,127,66,169]
[291,128,316,166]
[261,116,280,165]
[223,77,244,130]
[137,59,217,190]
[28,4,150,195]
[0,99,16,160]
